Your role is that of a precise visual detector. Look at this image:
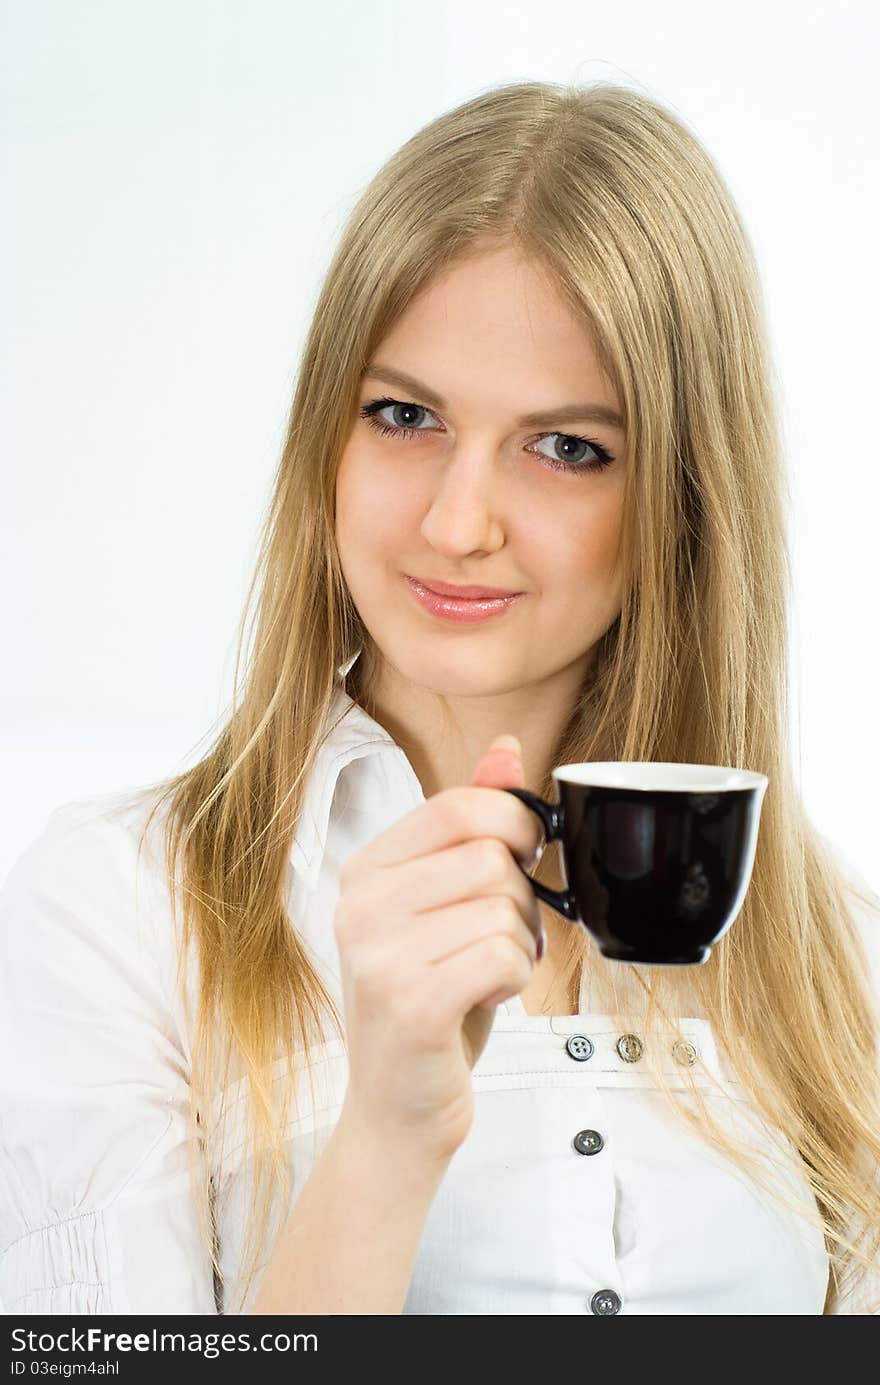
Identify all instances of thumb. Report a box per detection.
[470,733,525,789]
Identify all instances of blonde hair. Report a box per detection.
[130,78,879,1314]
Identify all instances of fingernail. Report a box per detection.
[536,927,546,962]
[489,734,522,756]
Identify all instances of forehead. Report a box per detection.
[370,246,618,419]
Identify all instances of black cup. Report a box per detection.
[504,761,768,965]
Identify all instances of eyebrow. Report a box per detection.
[360,364,625,432]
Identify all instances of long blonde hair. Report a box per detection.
[130,78,880,1314]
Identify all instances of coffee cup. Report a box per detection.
[504,762,768,965]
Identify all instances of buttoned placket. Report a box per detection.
[472,1014,714,1314]
[562,1026,622,1313]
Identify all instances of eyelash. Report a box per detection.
[358,396,615,476]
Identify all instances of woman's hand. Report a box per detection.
[333,734,543,1161]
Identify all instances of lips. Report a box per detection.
[406,575,523,599]
[404,575,525,624]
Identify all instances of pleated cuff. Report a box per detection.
[1,1210,111,1314]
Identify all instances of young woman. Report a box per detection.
[1,79,878,1317]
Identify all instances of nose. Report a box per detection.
[419,447,508,557]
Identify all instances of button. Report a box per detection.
[672,1039,698,1066]
[565,1034,594,1062]
[616,1033,644,1063]
[573,1129,604,1156]
[590,1289,622,1315]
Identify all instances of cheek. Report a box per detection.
[533,486,626,624]
[336,447,383,558]
[538,485,624,580]
[336,444,417,549]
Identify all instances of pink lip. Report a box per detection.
[406,575,523,598]
[404,575,526,624]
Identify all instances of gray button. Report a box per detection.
[590,1288,622,1315]
[616,1033,644,1063]
[672,1039,698,1066]
[573,1128,604,1156]
[566,1034,594,1062]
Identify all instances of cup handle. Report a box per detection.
[502,788,580,923]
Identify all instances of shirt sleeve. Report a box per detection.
[0,800,219,1314]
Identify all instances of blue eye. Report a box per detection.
[358,396,615,477]
[363,398,437,434]
[529,432,614,472]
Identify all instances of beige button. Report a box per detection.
[672,1039,698,1066]
[616,1033,644,1063]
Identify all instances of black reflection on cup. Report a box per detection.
[575,784,753,962]
[505,773,765,966]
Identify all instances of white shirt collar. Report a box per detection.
[290,652,423,891]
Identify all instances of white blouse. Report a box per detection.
[1,682,878,1315]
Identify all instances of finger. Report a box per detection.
[470,744,526,790]
[467,742,540,872]
[372,835,540,930]
[351,783,543,877]
[404,894,541,967]
[427,932,536,1024]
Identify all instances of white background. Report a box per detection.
[1,0,877,894]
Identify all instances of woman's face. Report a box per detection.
[335,242,628,701]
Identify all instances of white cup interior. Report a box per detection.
[553,761,768,793]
